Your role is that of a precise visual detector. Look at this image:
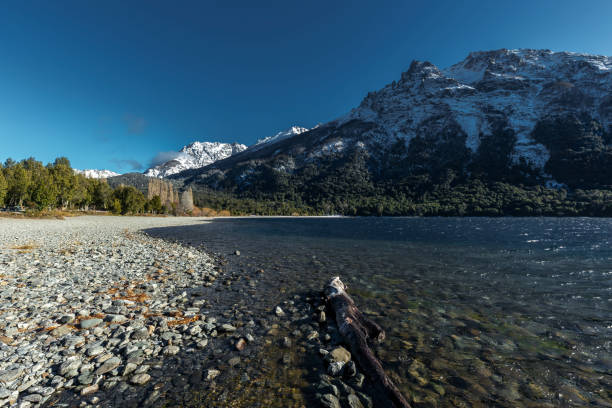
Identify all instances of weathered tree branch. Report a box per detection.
[325,276,411,408]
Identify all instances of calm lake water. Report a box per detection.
[147,217,612,407]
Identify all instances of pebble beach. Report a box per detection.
[0,216,224,407]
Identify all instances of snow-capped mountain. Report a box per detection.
[249,126,309,151]
[179,48,612,191]
[340,48,612,169]
[74,169,121,179]
[146,127,310,178]
[145,141,247,178]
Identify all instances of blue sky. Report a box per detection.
[1,0,612,173]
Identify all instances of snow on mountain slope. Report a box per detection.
[145,127,308,178]
[145,142,247,178]
[335,48,612,168]
[74,169,121,179]
[148,49,612,191]
[249,126,309,152]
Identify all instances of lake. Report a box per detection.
[145,217,612,407]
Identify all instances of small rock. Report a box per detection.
[163,345,180,356]
[220,324,236,333]
[347,394,364,408]
[327,361,345,376]
[0,368,23,383]
[122,363,138,376]
[234,250,240,256]
[330,346,351,363]
[22,394,42,403]
[344,360,357,378]
[320,393,341,408]
[86,345,105,357]
[316,381,339,397]
[77,372,94,385]
[64,335,86,348]
[50,325,72,337]
[58,314,75,324]
[80,318,103,329]
[131,327,149,340]
[130,373,151,385]
[306,331,319,340]
[95,356,121,375]
[235,338,247,351]
[205,369,220,380]
[105,314,127,323]
[59,360,81,376]
[143,389,160,406]
[80,383,99,396]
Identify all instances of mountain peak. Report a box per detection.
[145,141,247,178]
[399,60,444,84]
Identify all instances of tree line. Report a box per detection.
[0,157,168,215]
[192,148,612,217]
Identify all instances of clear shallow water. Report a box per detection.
[148,217,612,407]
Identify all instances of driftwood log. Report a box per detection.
[325,277,411,408]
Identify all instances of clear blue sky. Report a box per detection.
[1,0,612,172]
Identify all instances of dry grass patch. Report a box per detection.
[41,326,59,332]
[167,315,200,327]
[112,287,150,303]
[10,244,38,250]
[75,313,105,322]
[0,335,14,345]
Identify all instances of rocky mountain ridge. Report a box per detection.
[144,126,310,178]
[248,126,309,152]
[173,48,612,192]
[144,141,248,178]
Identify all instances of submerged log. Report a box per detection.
[325,276,411,408]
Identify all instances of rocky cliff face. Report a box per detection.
[107,173,194,212]
[179,49,612,190]
[147,178,179,208]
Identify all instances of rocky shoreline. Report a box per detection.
[0,216,238,407]
[0,216,384,408]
